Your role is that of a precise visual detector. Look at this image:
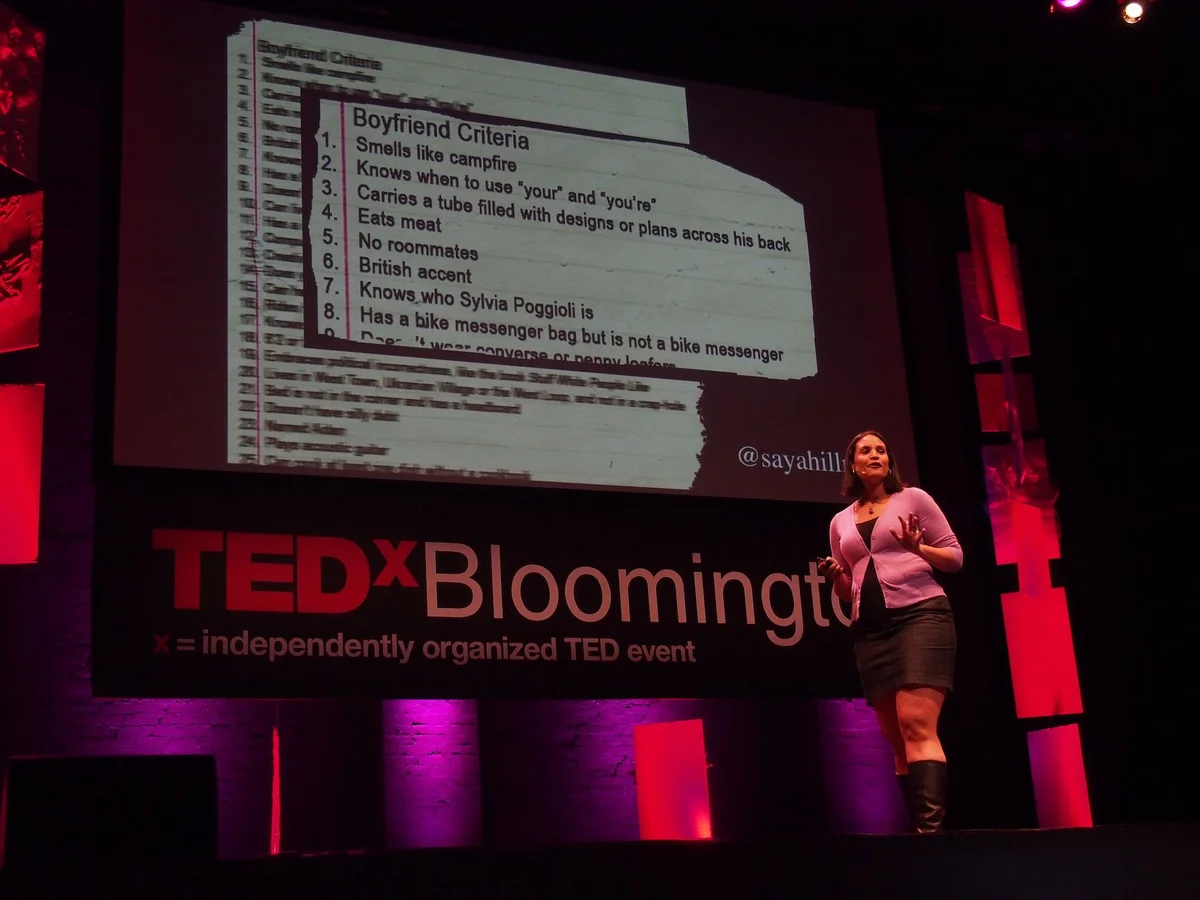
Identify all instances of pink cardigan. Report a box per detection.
[828,487,963,621]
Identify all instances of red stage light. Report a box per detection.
[271,725,282,854]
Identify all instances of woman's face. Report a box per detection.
[853,434,889,481]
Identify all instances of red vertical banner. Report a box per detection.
[0,383,44,564]
[632,719,712,841]
[963,192,1089,828]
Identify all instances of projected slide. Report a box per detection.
[227,19,808,489]
[116,0,917,502]
[305,99,811,380]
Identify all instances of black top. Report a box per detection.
[853,517,890,634]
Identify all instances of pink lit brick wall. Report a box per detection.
[383,700,483,849]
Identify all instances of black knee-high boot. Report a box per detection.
[906,760,948,833]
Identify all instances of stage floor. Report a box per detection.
[2,823,1197,899]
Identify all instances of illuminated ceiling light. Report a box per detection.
[1122,1,1145,22]
[1056,0,1085,8]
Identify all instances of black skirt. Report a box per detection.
[851,594,957,704]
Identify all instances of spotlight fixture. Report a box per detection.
[1056,0,1085,8]
[1121,1,1145,23]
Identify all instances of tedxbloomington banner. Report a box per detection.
[93,519,862,700]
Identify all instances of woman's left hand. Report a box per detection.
[891,513,925,554]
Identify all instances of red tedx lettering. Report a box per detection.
[151,529,418,613]
[227,532,294,612]
[297,536,370,614]
[152,528,223,610]
[373,539,418,588]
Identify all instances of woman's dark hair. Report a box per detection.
[841,429,909,498]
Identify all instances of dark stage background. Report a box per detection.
[0,0,1192,856]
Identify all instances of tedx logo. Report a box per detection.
[151,529,419,614]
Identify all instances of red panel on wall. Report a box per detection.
[632,718,712,841]
[966,192,1022,330]
[1001,587,1083,719]
[0,382,43,564]
[975,372,1039,433]
[0,191,42,354]
[958,251,1031,364]
[984,446,1060,565]
[0,4,45,181]
[1026,724,1093,828]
